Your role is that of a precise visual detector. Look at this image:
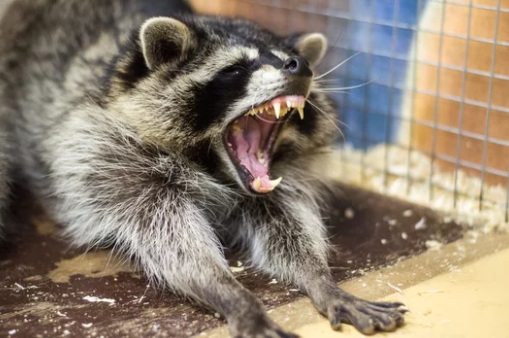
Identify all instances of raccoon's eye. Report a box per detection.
[220,65,247,77]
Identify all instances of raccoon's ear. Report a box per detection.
[292,33,328,68]
[140,17,193,70]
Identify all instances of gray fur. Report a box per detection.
[0,1,406,336]
[0,128,9,239]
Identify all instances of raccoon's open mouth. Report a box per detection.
[225,95,306,194]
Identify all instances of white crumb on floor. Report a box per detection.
[415,217,427,230]
[403,209,414,217]
[387,281,403,294]
[466,230,480,244]
[8,329,16,335]
[319,145,509,233]
[82,296,116,305]
[344,208,355,219]
[425,240,444,250]
[81,323,93,328]
[14,282,25,290]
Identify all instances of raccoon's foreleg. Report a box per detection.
[49,113,296,338]
[241,190,407,335]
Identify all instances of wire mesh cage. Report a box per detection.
[194,0,509,230]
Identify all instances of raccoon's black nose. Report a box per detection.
[283,56,312,77]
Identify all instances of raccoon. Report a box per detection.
[0,0,407,336]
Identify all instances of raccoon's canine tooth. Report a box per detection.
[297,107,304,120]
[256,149,265,164]
[287,100,292,108]
[252,177,262,191]
[269,177,283,190]
[232,125,243,133]
[273,103,281,119]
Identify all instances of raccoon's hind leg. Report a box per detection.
[238,188,408,335]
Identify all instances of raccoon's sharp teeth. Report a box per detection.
[269,177,283,190]
[252,177,262,191]
[256,149,266,164]
[243,96,306,120]
[232,123,242,132]
[297,107,305,120]
[273,103,281,119]
[252,176,282,192]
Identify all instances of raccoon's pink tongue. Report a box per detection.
[229,117,282,193]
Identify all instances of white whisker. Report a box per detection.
[305,99,347,142]
[317,81,373,91]
[312,90,351,95]
[313,79,341,84]
[314,52,362,80]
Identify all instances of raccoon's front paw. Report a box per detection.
[324,296,408,335]
[230,314,299,338]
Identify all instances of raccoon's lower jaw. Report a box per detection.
[225,95,306,194]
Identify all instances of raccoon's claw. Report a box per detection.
[326,298,407,335]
